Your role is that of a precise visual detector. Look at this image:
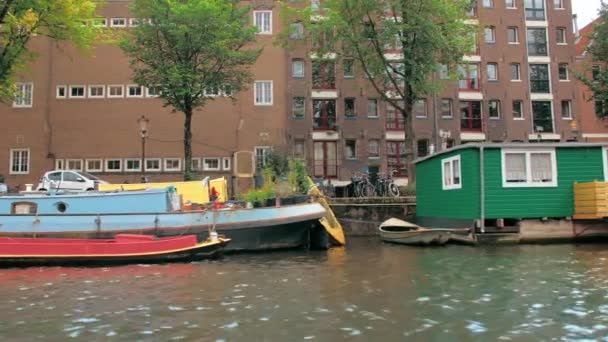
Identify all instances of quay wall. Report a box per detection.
[330,197,416,236]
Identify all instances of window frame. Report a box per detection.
[513,100,524,120]
[367,98,379,118]
[13,82,33,108]
[222,157,232,171]
[441,98,453,119]
[484,26,496,44]
[9,148,30,175]
[105,159,123,172]
[441,155,462,190]
[488,99,501,119]
[126,84,144,98]
[510,63,521,81]
[124,158,142,172]
[344,139,357,160]
[501,149,557,188]
[163,158,182,172]
[487,63,499,81]
[561,100,572,120]
[253,10,272,35]
[507,26,519,44]
[292,59,305,78]
[254,80,273,106]
[558,63,569,81]
[107,85,124,98]
[110,17,126,28]
[69,85,86,99]
[556,27,567,45]
[144,158,161,172]
[65,159,84,171]
[88,85,105,98]
[203,158,221,171]
[85,159,103,172]
[56,85,67,99]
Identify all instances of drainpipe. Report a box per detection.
[432,73,439,153]
[479,145,485,234]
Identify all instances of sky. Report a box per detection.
[572,0,602,28]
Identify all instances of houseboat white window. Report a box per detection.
[254,81,273,105]
[10,149,30,174]
[13,82,33,108]
[441,155,461,190]
[502,149,557,187]
[164,158,181,172]
[105,159,122,172]
[66,159,83,171]
[190,158,202,172]
[253,11,272,34]
[145,158,161,172]
[85,159,103,172]
[203,158,221,171]
[223,157,231,170]
[125,159,142,172]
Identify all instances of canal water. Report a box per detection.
[1,237,608,340]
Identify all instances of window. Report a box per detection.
[458,64,480,90]
[597,101,606,117]
[56,85,67,99]
[203,158,220,171]
[255,147,271,170]
[313,141,337,178]
[487,63,498,81]
[506,0,516,8]
[69,85,85,98]
[387,141,407,177]
[593,65,601,81]
[527,28,548,56]
[129,18,141,27]
[127,85,143,98]
[312,61,336,89]
[441,99,453,118]
[292,59,305,78]
[488,100,501,119]
[289,22,304,39]
[439,64,449,79]
[344,98,356,118]
[554,0,563,9]
[525,0,545,20]
[511,63,521,81]
[204,85,220,97]
[108,85,124,98]
[254,81,273,105]
[294,140,306,159]
[482,0,494,7]
[313,99,337,130]
[532,101,553,133]
[13,82,33,107]
[254,11,272,34]
[164,158,181,171]
[223,85,233,97]
[85,159,102,172]
[502,150,556,187]
[110,18,126,27]
[66,159,83,171]
[345,140,357,159]
[368,139,380,158]
[293,97,305,118]
[442,156,461,190]
[558,63,569,80]
[146,86,160,97]
[513,100,524,119]
[145,158,161,172]
[10,149,29,174]
[105,159,122,172]
[55,159,65,170]
[190,158,202,172]
[92,18,107,27]
[367,99,378,117]
[343,59,354,78]
[417,139,429,157]
[222,157,231,171]
[484,26,496,43]
[460,101,482,131]
[556,27,566,44]
[561,100,572,119]
[88,85,105,98]
[414,99,427,118]
[529,64,550,93]
[125,159,141,172]
[386,101,404,130]
[507,27,519,43]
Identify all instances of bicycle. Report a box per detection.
[351,172,375,198]
[375,170,400,197]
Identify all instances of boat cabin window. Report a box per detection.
[442,155,462,190]
[11,202,37,214]
[54,202,68,213]
[501,149,557,187]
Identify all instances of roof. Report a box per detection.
[414,142,608,164]
[576,18,602,57]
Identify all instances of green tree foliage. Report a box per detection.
[579,4,608,118]
[121,0,262,180]
[281,0,475,180]
[0,0,101,100]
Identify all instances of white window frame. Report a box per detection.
[13,82,33,108]
[254,80,273,106]
[145,86,160,98]
[507,26,519,44]
[506,0,516,9]
[55,159,65,170]
[441,155,462,190]
[163,158,181,172]
[92,18,107,27]
[124,158,142,172]
[69,85,86,99]
[9,148,30,175]
[561,100,572,120]
[126,84,144,98]
[558,63,569,81]
[107,85,124,98]
[129,18,140,27]
[501,149,557,188]
[203,158,221,171]
[145,158,162,172]
[513,100,525,120]
[85,159,103,172]
[56,85,67,99]
[65,159,83,171]
[223,157,231,171]
[190,158,202,172]
[487,63,498,81]
[105,159,123,172]
[110,17,127,28]
[88,85,105,98]
[253,11,272,35]
[255,146,271,169]
[556,27,567,45]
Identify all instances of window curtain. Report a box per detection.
[531,153,552,182]
[505,153,526,182]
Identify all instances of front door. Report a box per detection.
[313,141,337,178]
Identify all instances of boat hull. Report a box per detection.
[380,229,451,246]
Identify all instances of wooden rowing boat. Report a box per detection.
[378,218,474,246]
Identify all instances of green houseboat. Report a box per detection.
[415,143,608,242]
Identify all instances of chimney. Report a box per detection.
[573,14,580,39]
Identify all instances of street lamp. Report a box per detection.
[137,115,149,183]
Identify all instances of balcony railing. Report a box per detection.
[458,78,480,91]
[461,117,482,131]
[313,116,337,130]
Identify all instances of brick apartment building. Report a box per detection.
[0,0,582,190]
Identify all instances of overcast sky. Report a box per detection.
[573,0,602,28]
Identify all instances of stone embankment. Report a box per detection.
[329,197,416,236]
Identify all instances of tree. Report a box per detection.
[0,0,101,100]
[281,0,475,181]
[121,0,262,181]
[578,4,608,118]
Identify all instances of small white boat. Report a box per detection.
[378,218,474,246]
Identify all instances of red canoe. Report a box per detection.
[0,234,230,266]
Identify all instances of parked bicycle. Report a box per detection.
[350,172,376,198]
[375,170,400,197]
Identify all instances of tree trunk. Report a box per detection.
[183,110,193,181]
[402,85,416,184]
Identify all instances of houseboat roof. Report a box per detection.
[415,142,608,164]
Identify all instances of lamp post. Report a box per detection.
[137,115,149,183]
